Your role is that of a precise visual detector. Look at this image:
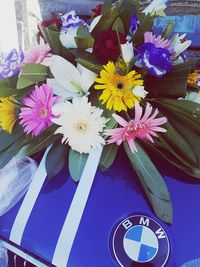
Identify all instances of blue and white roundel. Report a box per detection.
[123,225,158,262]
[111,215,170,267]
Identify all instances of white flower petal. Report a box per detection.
[179,92,200,104]
[132,85,148,98]
[47,78,79,100]
[48,55,81,91]
[121,41,134,63]
[143,0,168,14]
[60,28,78,49]
[77,64,98,93]
[53,97,107,154]
[89,15,102,33]
[170,33,191,59]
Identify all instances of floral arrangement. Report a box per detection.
[0,0,200,224]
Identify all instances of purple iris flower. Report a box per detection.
[61,10,88,32]
[0,49,24,79]
[129,15,140,36]
[139,43,172,77]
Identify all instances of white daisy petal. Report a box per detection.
[53,97,107,154]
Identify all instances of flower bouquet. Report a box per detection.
[0,0,200,224]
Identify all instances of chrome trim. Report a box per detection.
[0,240,49,267]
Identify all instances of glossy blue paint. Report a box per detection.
[0,149,200,267]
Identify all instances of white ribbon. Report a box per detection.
[9,148,50,245]
[52,145,103,267]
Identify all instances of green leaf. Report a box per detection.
[132,13,153,45]
[124,141,172,224]
[91,5,119,38]
[145,61,193,98]
[162,21,174,39]
[101,0,112,16]
[118,0,139,35]
[112,17,125,33]
[68,149,88,182]
[0,135,25,169]
[39,25,60,55]
[75,58,102,74]
[20,132,60,157]
[150,98,200,177]
[17,64,49,89]
[0,87,18,97]
[46,141,69,178]
[0,124,24,152]
[100,144,118,171]
[0,79,9,87]
[75,36,94,49]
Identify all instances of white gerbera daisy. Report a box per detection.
[52,97,107,154]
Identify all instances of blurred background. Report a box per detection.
[0,0,200,64]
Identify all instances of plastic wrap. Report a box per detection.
[0,245,8,267]
[0,157,38,216]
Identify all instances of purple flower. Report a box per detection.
[61,10,88,32]
[129,15,140,36]
[0,49,24,79]
[139,43,172,77]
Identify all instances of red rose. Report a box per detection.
[93,30,126,64]
[92,3,103,18]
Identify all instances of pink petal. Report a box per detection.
[112,114,128,127]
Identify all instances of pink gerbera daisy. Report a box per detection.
[104,102,167,153]
[21,38,52,67]
[19,84,59,136]
[144,31,174,55]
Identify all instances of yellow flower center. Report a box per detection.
[75,122,88,133]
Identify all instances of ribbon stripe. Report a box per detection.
[9,147,50,245]
[52,145,103,267]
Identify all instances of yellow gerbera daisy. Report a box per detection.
[94,61,144,112]
[188,71,200,85]
[0,97,17,134]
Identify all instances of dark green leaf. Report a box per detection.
[0,136,25,169]
[91,6,119,38]
[39,25,60,55]
[20,132,60,157]
[75,58,102,74]
[149,98,200,177]
[100,144,118,171]
[68,149,88,182]
[0,124,24,152]
[124,141,172,224]
[112,17,125,33]
[101,0,112,16]
[75,36,94,49]
[132,13,153,45]
[145,61,193,98]
[46,141,69,178]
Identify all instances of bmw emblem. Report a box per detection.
[111,215,170,266]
